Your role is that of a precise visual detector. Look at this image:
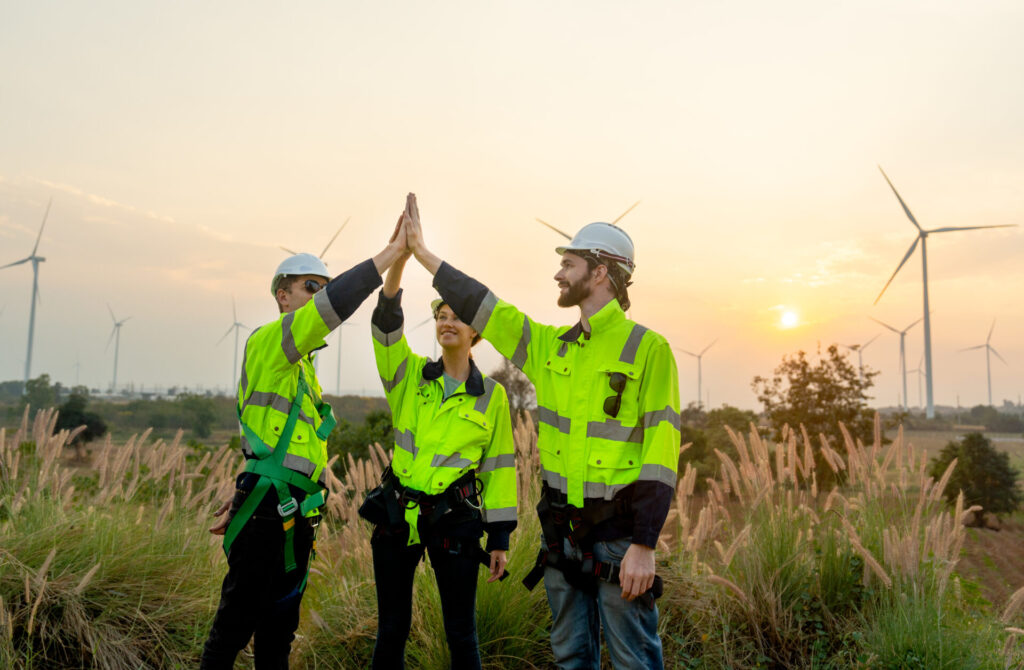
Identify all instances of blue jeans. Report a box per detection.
[544,537,663,670]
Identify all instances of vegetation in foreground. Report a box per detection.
[2,407,1024,668]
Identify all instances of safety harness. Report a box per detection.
[522,487,663,609]
[361,466,509,579]
[223,366,335,581]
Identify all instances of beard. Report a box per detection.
[557,274,592,307]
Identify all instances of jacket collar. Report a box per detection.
[422,356,485,396]
[557,298,626,343]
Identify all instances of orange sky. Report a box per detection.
[1,2,1022,409]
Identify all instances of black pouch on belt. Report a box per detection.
[358,484,392,526]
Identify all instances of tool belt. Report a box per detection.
[222,366,334,583]
[522,485,663,609]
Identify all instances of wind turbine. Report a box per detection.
[106,305,131,393]
[536,200,641,240]
[411,315,437,359]
[908,356,925,411]
[674,339,717,409]
[870,315,924,411]
[1,198,52,385]
[217,297,248,395]
[333,322,359,396]
[959,319,1007,407]
[840,333,880,384]
[280,217,350,260]
[874,167,1016,419]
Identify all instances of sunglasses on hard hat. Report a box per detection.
[302,279,325,294]
[603,372,628,418]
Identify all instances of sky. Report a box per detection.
[1,1,1022,410]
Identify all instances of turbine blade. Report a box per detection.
[232,296,238,322]
[878,166,922,232]
[959,345,986,352]
[903,316,924,332]
[673,346,698,358]
[987,318,996,344]
[105,326,117,351]
[700,338,718,356]
[874,236,920,305]
[536,218,572,240]
[928,225,1016,234]
[990,347,1008,365]
[320,217,351,258]
[868,316,900,333]
[863,333,881,349]
[411,316,434,331]
[611,201,641,225]
[0,257,32,269]
[31,198,52,257]
[280,245,298,255]
[107,303,117,323]
[217,324,234,344]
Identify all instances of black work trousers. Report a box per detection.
[371,528,482,670]
[201,489,315,670]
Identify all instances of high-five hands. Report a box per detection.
[400,192,441,274]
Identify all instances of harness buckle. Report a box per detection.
[277,497,299,517]
[400,489,423,509]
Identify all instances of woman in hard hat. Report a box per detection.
[359,212,518,670]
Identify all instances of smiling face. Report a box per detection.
[553,251,595,308]
[435,304,479,351]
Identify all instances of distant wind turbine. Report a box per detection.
[411,315,437,359]
[908,356,925,411]
[535,201,641,240]
[870,315,924,411]
[217,297,248,395]
[874,166,1016,419]
[959,319,1007,407]
[106,305,131,393]
[674,339,717,409]
[1,198,52,385]
[840,333,880,384]
[280,217,350,260]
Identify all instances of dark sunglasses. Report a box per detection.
[603,372,628,418]
[302,279,325,294]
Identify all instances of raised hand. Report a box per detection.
[402,192,441,274]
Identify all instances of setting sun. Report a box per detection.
[780,310,799,329]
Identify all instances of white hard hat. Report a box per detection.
[271,253,330,295]
[556,222,636,276]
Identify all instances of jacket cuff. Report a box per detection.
[324,258,384,325]
[630,480,673,549]
[484,520,517,552]
[371,289,404,345]
[433,262,492,329]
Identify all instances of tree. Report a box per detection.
[929,432,1021,524]
[178,394,217,438]
[54,387,107,459]
[21,374,58,411]
[679,403,761,491]
[489,358,536,417]
[327,409,394,468]
[752,344,877,486]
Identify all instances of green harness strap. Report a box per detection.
[223,366,334,575]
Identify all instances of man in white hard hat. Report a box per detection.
[201,222,408,670]
[401,194,680,669]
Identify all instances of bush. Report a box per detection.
[928,432,1021,523]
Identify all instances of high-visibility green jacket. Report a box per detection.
[433,262,680,548]
[236,259,383,497]
[371,290,518,550]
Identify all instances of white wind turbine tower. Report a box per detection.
[840,333,880,384]
[874,167,1016,419]
[674,340,717,409]
[908,356,925,411]
[0,198,52,385]
[959,319,1007,407]
[217,297,248,395]
[870,316,924,411]
[106,305,131,393]
[334,322,358,396]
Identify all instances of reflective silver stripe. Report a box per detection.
[243,391,315,426]
[470,291,499,334]
[281,313,301,364]
[642,406,680,430]
[482,506,517,523]
[619,324,648,364]
[239,329,258,396]
[538,406,571,434]
[587,419,644,444]
[478,453,516,473]
[474,377,496,413]
[240,440,328,486]
[372,322,404,346]
[394,428,418,457]
[584,480,629,501]
[430,452,476,469]
[541,468,568,493]
[510,319,531,369]
[381,357,408,393]
[639,463,678,487]
[314,289,342,330]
